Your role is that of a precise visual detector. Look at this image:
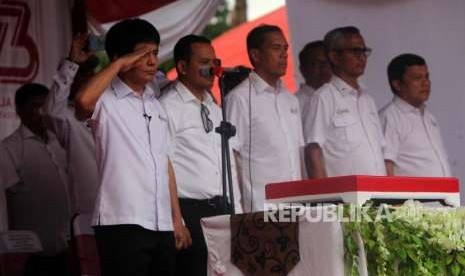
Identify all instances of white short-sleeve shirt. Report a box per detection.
[0,144,19,232]
[295,83,316,125]
[2,126,70,255]
[303,76,386,177]
[90,77,173,231]
[225,72,304,212]
[379,96,451,177]
[159,81,242,213]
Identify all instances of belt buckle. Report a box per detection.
[208,196,222,208]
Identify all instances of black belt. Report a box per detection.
[179,196,228,209]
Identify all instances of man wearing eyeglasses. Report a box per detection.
[303,26,386,178]
[296,40,332,123]
[159,34,242,276]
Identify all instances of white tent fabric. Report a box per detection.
[286,0,465,204]
[87,0,223,62]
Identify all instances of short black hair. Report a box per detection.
[173,34,211,64]
[105,18,160,61]
[387,53,426,95]
[246,24,283,65]
[299,40,324,69]
[15,83,49,111]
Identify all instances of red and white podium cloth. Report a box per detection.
[266,175,460,207]
[201,212,351,276]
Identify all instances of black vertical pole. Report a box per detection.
[215,75,236,214]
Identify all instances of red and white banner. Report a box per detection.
[0,0,220,139]
[86,0,222,62]
[0,0,72,139]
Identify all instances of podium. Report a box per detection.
[265,175,461,206]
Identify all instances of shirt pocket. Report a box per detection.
[332,113,362,146]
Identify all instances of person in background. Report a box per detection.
[151,68,174,97]
[304,26,386,178]
[225,24,305,212]
[296,40,332,122]
[0,144,19,232]
[379,53,451,177]
[75,19,190,276]
[44,33,99,216]
[160,34,242,276]
[1,83,71,276]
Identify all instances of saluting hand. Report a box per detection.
[116,45,153,73]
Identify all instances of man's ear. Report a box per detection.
[16,109,24,120]
[299,65,309,82]
[328,51,338,67]
[176,60,188,76]
[391,80,401,94]
[249,49,260,65]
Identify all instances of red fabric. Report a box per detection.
[75,235,101,276]
[85,0,176,23]
[265,175,460,199]
[0,253,30,276]
[72,0,88,35]
[168,7,296,102]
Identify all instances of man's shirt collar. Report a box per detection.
[393,95,426,114]
[111,76,155,99]
[331,75,366,97]
[175,80,214,105]
[250,71,284,95]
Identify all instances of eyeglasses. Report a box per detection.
[334,47,372,58]
[201,103,213,133]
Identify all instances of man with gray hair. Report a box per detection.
[303,26,386,178]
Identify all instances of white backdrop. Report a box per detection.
[286,0,465,204]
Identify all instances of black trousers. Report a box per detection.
[94,224,175,276]
[24,250,70,276]
[176,196,230,276]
